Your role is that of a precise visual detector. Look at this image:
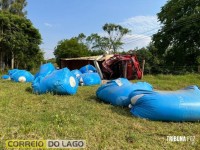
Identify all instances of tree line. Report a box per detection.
[1,0,200,74]
[0,0,43,71]
[54,23,131,65]
[54,0,200,74]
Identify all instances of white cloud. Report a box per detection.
[43,16,161,59]
[120,16,161,51]
[122,34,151,50]
[44,22,53,28]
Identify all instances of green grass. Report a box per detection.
[0,74,200,149]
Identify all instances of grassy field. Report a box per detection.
[0,74,200,149]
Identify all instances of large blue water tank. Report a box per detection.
[79,64,97,73]
[10,70,34,82]
[80,73,101,86]
[129,86,200,121]
[96,78,153,106]
[32,68,78,95]
[1,74,10,80]
[71,69,82,84]
[34,63,55,79]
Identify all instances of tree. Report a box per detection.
[76,33,86,43]
[103,23,130,53]
[0,0,27,16]
[53,23,130,66]
[86,33,110,52]
[0,12,43,70]
[9,0,27,16]
[0,0,11,11]
[152,0,200,72]
[0,1,43,70]
[54,38,91,65]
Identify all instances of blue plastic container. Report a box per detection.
[8,69,19,76]
[10,70,34,82]
[80,73,101,86]
[32,68,78,95]
[32,76,46,93]
[79,64,97,73]
[1,75,10,80]
[96,78,153,106]
[35,63,55,79]
[129,86,200,121]
[71,69,82,80]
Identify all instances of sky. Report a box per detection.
[26,0,168,59]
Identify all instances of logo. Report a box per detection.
[167,136,195,144]
[6,140,46,149]
[6,140,86,149]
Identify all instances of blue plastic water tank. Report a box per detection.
[34,63,55,79]
[129,85,200,121]
[80,73,101,86]
[1,74,10,80]
[71,69,82,82]
[79,64,97,73]
[96,78,153,106]
[32,68,78,95]
[10,70,34,82]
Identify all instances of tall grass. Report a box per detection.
[0,74,200,149]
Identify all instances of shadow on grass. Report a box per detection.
[110,106,133,118]
[87,95,110,105]
[25,87,33,93]
[87,95,133,118]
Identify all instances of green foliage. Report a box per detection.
[54,38,91,64]
[123,42,186,74]
[47,58,56,64]
[54,23,130,65]
[85,23,130,54]
[103,23,130,53]
[0,0,12,11]
[46,58,58,68]
[89,49,104,56]
[134,48,153,74]
[86,33,110,52]
[9,0,27,16]
[0,12,43,70]
[153,0,200,72]
[0,0,27,16]
[76,33,86,43]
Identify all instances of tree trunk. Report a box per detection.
[11,51,14,69]
[141,60,145,79]
[0,51,6,71]
[16,61,19,69]
[0,51,2,71]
